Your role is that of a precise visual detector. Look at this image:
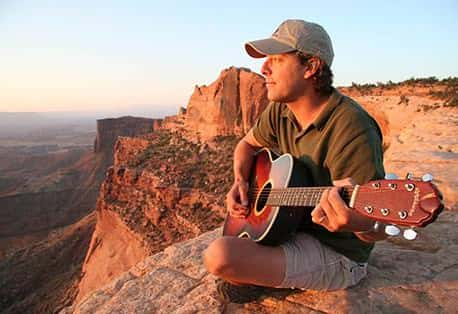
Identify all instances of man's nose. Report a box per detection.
[261,59,271,76]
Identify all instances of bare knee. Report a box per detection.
[203,237,238,277]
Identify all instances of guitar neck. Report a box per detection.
[261,186,353,207]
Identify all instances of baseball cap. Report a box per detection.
[245,19,334,67]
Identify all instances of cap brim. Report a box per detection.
[245,38,296,58]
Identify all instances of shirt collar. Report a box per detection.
[280,88,343,131]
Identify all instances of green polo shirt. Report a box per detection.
[252,88,385,263]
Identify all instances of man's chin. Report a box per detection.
[267,92,279,102]
[267,94,285,103]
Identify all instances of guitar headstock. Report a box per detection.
[351,173,443,235]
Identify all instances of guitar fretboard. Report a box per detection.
[251,187,353,207]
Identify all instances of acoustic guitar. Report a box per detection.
[222,148,443,245]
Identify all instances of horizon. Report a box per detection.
[0,106,179,121]
[2,73,456,116]
[1,0,457,112]
[2,74,455,115]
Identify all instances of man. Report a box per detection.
[203,19,386,303]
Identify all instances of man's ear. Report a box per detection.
[303,58,321,79]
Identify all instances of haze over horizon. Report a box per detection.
[0,105,181,118]
[1,0,457,113]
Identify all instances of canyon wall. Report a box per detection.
[75,132,236,302]
[184,67,268,140]
[1,213,96,314]
[94,116,162,154]
[0,189,97,238]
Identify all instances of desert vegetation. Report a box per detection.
[348,76,458,109]
[129,129,238,197]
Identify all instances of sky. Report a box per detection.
[1,0,457,115]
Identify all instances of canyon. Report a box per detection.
[0,116,163,313]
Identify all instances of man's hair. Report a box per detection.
[296,52,334,96]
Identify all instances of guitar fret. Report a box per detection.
[267,187,350,207]
[314,190,320,205]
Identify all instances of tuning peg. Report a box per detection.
[422,173,433,182]
[385,173,398,180]
[385,225,401,236]
[403,228,417,240]
[405,172,414,180]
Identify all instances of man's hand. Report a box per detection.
[311,178,374,233]
[226,179,250,218]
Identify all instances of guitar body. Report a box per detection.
[223,148,312,245]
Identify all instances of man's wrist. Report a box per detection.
[234,174,247,183]
[354,221,382,235]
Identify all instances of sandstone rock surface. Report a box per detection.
[353,94,458,210]
[184,67,268,140]
[75,208,149,304]
[66,211,458,314]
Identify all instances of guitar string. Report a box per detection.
[247,184,422,196]
[248,188,404,198]
[246,190,414,207]
[243,186,428,223]
[244,195,421,218]
[248,187,412,196]
[245,195,419,216]
[247,191,352,205]
[242,202,423,226]
[248,186,409,192]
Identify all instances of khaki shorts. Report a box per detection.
[277,232,367,290]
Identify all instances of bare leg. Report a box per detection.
[202,236,286,287]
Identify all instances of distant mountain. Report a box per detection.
[0,106,180,137]
[0,112,50,126]
[0,112,53,136]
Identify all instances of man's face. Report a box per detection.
[260,52,308,103]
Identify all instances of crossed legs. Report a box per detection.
[202,236,286,287]
[203,233,368,291]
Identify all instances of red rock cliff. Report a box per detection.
[94,116,162,154]
[184,67,268,140]
[75,130,236,302]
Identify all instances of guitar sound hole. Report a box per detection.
[255,182,272,214]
